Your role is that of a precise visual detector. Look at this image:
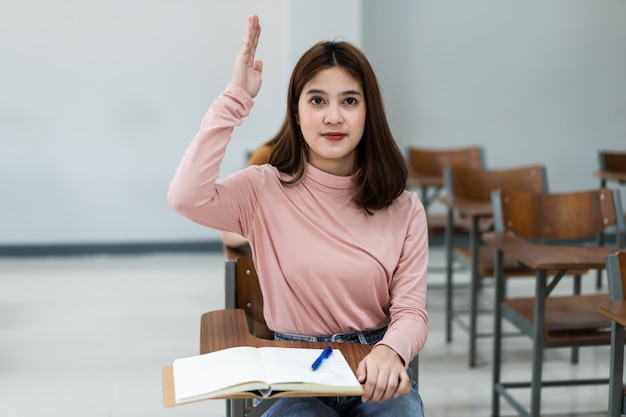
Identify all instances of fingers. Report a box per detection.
[240,15,261,62]
[394,370,411,399]
[356,360,367,384]
[231,15,263,97]
[358,357,410,404]
[361,368,401,403]
[248,15,261,59]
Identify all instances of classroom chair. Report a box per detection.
[441,164,550,367]
[594,150,626,288]
[488,188,626,417]
[406,145,485,237]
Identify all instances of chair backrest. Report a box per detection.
[599,150,626,174]
[225,256,266,328]
[492,188,626,246]
[407,145,485,177]
[606,251,626,302]
[444,164,548,202]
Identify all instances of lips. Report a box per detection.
[322,132,346,141]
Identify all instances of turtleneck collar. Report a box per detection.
[303,163,354,191]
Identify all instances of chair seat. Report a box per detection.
[454,246,590,278]
[504,294,612,345]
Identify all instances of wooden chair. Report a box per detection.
[594,150,626,288]
[406,145,485,237]
[489,188,626,417]
[223,256,420,417]
[441,164,550,367]
[604,251,626,417]
[596,150,626,187]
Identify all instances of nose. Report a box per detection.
[324,103,343,125]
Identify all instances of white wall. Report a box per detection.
[1,0,625,246]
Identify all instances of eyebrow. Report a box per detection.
[304,88,362,96]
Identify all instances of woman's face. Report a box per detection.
[297,67,366,176]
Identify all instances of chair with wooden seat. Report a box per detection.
[594,150,626,288]
[441,164,549,367]
[488,188,626,417]
[222,256,420,417]
[406,145,485,237]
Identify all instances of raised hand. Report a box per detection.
[230,15,263,98]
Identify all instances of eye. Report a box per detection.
[344,97,358,105]
[310,97,325,105]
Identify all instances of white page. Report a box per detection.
[258,347,362,388]
[173,346,268,402]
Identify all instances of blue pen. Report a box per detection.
[311,345,333,370]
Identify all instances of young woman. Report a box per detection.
[168,15,428,417]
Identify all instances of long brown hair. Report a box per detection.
[269,41,407,213]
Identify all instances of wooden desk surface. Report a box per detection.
[594,170,626,183]
[597,301,626,327]
[482,232,619,270]
[438,195,493,218]
[199,309,372,374]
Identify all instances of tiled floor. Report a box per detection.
[0,247,613,416]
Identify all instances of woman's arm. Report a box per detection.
[356,193,429,403]
[167,16,264,231]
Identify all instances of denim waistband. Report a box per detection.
[274,326,388,346]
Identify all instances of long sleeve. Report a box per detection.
[376,194,429,365]
[167,83,254,232]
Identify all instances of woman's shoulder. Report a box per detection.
[238,163,288,183]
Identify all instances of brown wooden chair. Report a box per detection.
[489,188,626,417]
[441,164,550,367]
[223,256,420,417]
[594,150,626,288]
[596,150,626,187]
[406,145,485,237]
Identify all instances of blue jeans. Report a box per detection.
[260,328,425,417]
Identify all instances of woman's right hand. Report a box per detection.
[230,15,263,99]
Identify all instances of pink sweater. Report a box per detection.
[168,84,429,365]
